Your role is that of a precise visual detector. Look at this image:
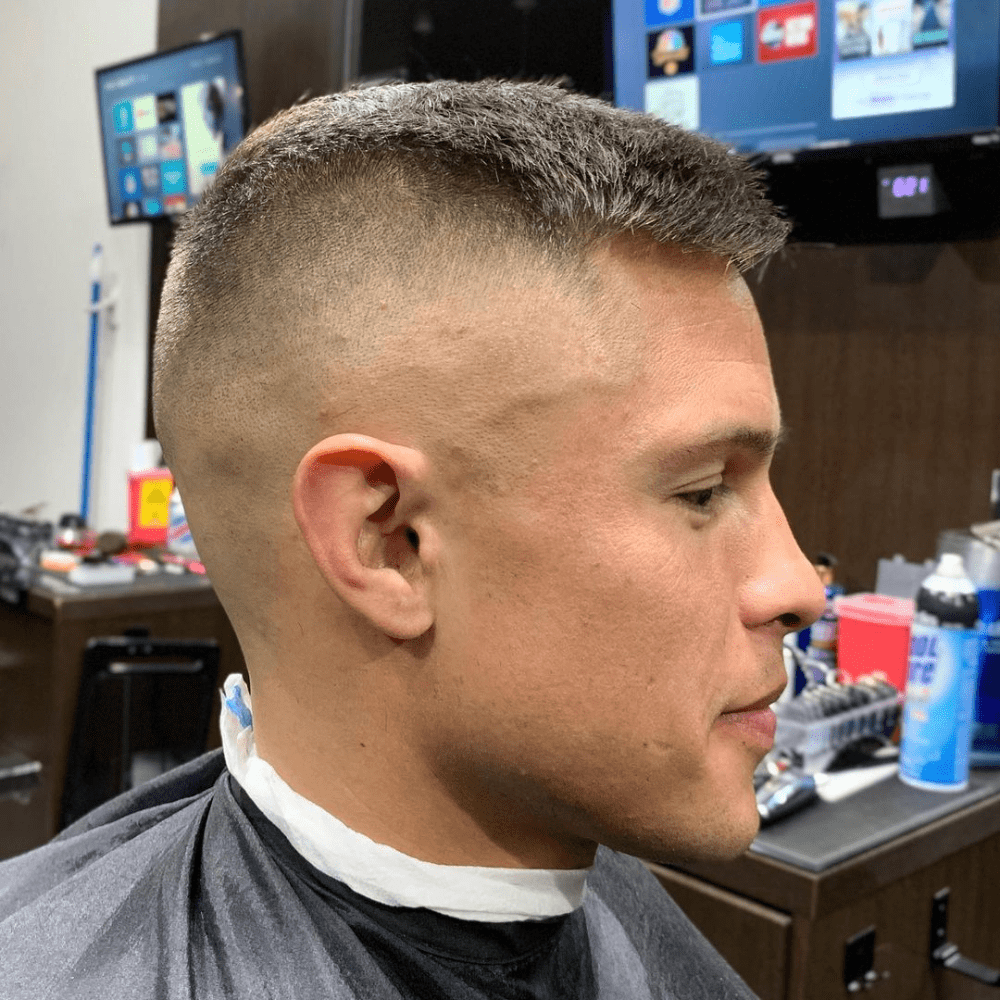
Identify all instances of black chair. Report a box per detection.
[58,632,220,830]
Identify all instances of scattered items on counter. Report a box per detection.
[159,551,206,575]
[0,514,52,605]
[54,513,94,552]
[794,553,845,691]
[755,736,900,825]
[875,553,937,600]
[68,560,136,587]
[38,549,79,574]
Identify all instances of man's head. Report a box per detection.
[153,80,823,868]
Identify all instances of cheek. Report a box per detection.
[451,512,736,739]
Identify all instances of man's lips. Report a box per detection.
[716,681,787,747]
[722,682,787,717]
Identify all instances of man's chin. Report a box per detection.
[600,807,760,866]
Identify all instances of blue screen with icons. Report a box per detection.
[96,33,247,224]
[613,1,1000,154]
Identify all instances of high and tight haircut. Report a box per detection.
[153,78,789,462]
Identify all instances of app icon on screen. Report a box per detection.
[644,75,700,131]
[164,194,187,214]
[123,201,141,219]
[709,20,746,64]
[112,101,134,134]
[645,0,695,27]
[141,165,161,193]
[648,25,696,77]
[156,91,178,123]
[757,2,817,63]
[117,139,136,165]
[158,123,183,160]
[137,133,159,162]
[143,197,163,216]
[132,94,157,131]
[119,167,142,201]
[161,160,187,195]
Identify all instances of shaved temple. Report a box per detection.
[151,79,790,650]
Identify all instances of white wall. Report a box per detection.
[0,0,158,532]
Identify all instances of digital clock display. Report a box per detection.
[877,164,942,219]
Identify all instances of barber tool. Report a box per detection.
[757,738,901,826]
[773,678,901,774]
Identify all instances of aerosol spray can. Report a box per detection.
[938,530,1000,766]
[899,553,982,791]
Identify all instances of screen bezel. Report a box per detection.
[94,30,250,227]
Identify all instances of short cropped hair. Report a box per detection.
[154,80,787,455]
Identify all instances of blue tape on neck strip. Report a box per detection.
[225,684,253,729]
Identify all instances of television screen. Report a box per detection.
[611,1,1000,156]
[95,32,248,224]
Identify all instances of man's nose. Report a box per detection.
[745,490,827,633]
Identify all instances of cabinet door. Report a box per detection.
[0,605,53,861]
[647,862,791,1000]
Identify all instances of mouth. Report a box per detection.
[722,681,788,717]
[715,680,788,748]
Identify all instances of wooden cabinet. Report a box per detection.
[0,577,245,860]
[647,771,1000,999]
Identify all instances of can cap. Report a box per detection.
[935,552,968,579]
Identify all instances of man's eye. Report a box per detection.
[676,485,726,510]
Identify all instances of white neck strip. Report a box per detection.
[219,674,590,922]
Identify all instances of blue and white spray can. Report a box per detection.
[899,553,982,791]
[938,530,1000,765]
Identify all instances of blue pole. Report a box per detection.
[80,244,103,523]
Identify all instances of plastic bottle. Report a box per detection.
[801,588,840,687]
[127,440,173,547]
[899,553,982,791]
[166,487,199,560]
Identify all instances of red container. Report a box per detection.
[127,467,174,546]
[834,593,914,690]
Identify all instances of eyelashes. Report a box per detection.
[675,483,731,512]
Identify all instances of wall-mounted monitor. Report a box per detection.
[611,2,1000,243]
[95,32,249,225]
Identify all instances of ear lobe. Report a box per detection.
[292,435,434,641]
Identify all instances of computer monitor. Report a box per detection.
[611,2,1000,242]
[95,32,249,225]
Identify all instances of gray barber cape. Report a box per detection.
[0,751,759,999]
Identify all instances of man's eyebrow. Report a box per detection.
[656,423,787,466]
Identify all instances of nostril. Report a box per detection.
[777,612,803,629]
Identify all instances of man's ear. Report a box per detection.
[292,434,435,641]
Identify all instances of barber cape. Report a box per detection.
[0,682,759,999]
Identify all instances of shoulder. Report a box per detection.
[0,752,225,997]
[0,752,367,1000]
[586,847,760,1000]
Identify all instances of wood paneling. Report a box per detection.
[158,0,346,124]
[752,239,1000,594]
